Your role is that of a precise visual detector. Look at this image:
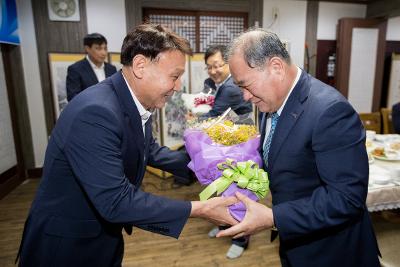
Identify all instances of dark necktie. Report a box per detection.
[263,112,279,168]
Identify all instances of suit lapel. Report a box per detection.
[111,71,145,170]
[259,112,267,155]
[268,71,310,169]
[134,118,153,186]
[83,58,99,84]
[105,63,114,77]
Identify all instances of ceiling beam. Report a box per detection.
[367,0,400,18]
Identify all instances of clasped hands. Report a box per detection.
[191,192,275,239]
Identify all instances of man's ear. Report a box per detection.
[84,45,90,53]
[269,57,285,78]
[131,54,148,79]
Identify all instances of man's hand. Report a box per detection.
[216,192,274,239]
[190,196,238,226]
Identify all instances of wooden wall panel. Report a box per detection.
[126,0,263,31]
[367,0,400,19]
[336,18,387,112]
[305,1,318,77]
[31,0,88,135]
[381,41,400,107]
[0,44,33,198]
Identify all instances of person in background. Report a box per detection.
[392,102,400,134]
[66,33,117,101]
[174,45,253,189]
[16,24,238,267]
[198,44,252,120]
[217,28,381,267]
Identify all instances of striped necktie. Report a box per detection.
[263,112,279,168]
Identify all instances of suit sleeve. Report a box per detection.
[200,84,243,119]
[66,65,83,101]
[147,137,193,179]
[63,105,191,238]
[272,101,368,241]
[105,63,117,77]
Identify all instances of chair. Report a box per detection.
[381,108,395,134]
[359,112,381,134]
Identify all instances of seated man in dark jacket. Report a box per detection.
[199,45,252,120]
[66,33,117,101]
[392,102,400,134]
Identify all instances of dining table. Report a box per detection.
[367,134,400,212]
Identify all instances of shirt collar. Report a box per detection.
[86,55,105,70]
[121,73,152,123]
[276,66,301,116]
[215,74,231,90]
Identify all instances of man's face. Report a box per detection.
[85,43,108,66]
[229,52,282,113]
[206,51,230,84]
[141,50,186,109]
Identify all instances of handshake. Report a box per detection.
[190,191,275,239]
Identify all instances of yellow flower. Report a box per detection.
[205,120,257,145]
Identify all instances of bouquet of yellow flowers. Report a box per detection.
[184,110,269,221]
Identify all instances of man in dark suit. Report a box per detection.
[199,45,252,120]
[66,33,117,101]
[218,29,381,267]
[17,24,238,267]
[392,102,400,134]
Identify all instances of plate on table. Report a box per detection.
[368,154,374,164]
[372,154,400,161]
[371,176,392,185]
[371,147,400,161]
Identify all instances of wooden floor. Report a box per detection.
[2,173,400,267]
[0,173,281,267]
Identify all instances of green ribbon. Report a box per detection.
[199,159,269,201]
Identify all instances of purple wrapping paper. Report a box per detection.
[184,129,263,221]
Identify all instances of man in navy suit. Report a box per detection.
[199,45,252,120]
[218,29,381,266]
[17,24,238,267]
[66,33,117,101]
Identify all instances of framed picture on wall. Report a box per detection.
[189,53,208,93]
[159,55,191,149]
[181,55,190,92]
[161,90,187,149]
[108,52,123,71]
[48,53,85,118]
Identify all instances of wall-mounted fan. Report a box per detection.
[47,0,80,21]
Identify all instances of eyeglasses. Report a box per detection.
[205,63,226,71]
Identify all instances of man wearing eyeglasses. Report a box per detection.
[199,45,252,120]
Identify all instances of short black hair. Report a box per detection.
[204,45,227,63]
[83,33,107,47]
[121,23,192,66]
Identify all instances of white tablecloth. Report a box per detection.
[367,159,400,212]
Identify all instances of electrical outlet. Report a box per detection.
[272,7,279,19]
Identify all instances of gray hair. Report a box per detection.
[227,28,291,68]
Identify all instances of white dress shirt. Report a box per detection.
[87,55,106,82]
[122,74,152,136]
[263,66,302,148]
